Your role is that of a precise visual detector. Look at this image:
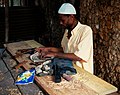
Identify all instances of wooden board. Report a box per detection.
[4,40,118,95]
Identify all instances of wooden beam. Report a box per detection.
[5,0,9,43]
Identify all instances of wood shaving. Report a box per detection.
[47,79,98,95]
[36,91,44,95]
[0,71,4,81]
[72,73,90,83]
[44,72,98,95]
[6,88,21,95]
[0,87,4,93]
[10,59,17,67]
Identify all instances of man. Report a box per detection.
[36,3,93,74]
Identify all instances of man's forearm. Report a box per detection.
[49,47,63,53]
[56,53,83,61]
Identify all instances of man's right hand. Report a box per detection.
[35,47,50,53]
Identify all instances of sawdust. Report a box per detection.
[45,72,98,95]
[72,73,90,83]
[10,59,17,67]
[47,79,98,95]
[36,91,44,95]
[0,87,4,94]
[0,71,4,81]
[6,88,21,95]
[46,72,90,90]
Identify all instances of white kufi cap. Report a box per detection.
[58,3,76,14]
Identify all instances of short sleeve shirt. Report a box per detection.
[61,22,93,74]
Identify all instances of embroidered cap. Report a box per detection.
[58,3,76,14]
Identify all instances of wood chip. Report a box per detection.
[0,71,4,81]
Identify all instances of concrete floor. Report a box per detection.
[0,49,46,95]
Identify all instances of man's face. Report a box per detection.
[58,14,73,29]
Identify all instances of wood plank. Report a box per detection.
[4,40,118,95]
[73,64,118,95]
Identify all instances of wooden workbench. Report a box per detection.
[4,40,118,95]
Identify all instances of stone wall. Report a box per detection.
[78,0,120,92]
[38,0,120,92]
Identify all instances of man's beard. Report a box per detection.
[66,24,72,30]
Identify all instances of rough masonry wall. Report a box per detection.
[79,0,120,92]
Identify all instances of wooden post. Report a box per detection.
[5,0,9,43]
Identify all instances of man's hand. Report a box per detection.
[42,52,57,58]
[35,47,64,59]
[36,47,63,53]
[35,47,50,53]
